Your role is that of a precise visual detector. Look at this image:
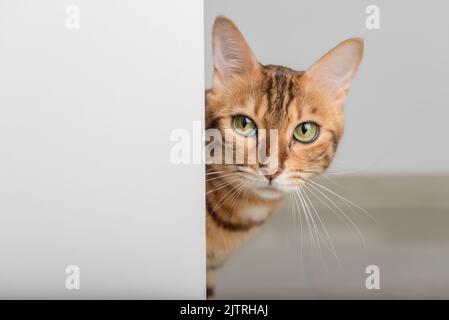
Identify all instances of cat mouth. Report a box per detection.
[260,185,277,190]
[253,184,285,199]
[257,184,284,193]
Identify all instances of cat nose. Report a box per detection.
[266,170,282,181]
[259,163,283,180]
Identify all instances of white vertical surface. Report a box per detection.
[0,0,205,298]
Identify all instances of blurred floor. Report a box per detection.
[215,175,449,299]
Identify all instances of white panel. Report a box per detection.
[0,0,204,298]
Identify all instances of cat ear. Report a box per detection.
[212,16,260,93]
[305,38,364,104]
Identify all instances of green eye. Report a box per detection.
[293,122,319,143]
[232,115,257,136]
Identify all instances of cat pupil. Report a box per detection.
[301,124,309,134]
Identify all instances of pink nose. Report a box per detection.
[266,170,282,181]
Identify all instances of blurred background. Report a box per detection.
[205,0,449,299]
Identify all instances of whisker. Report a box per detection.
[206,172,240,182]
[205,170,230,175]
[302,184,339,262]
[304,181,366,247]
[211,181,245,213]
[298,188,326,266]
[315,173,344,189]
[305,178,376,223]
[227,182,248,213]
[206,178,240,194]
[291,191,305,257]
[301,187,333,253]
[303,182,353,230]
[294,189,317,254]
[289,193,304,258]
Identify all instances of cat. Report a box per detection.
[205,16,364,299]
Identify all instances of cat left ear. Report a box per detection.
[212,16,261,93]
[305,38,364,104]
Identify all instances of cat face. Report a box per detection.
[206,16,363,200]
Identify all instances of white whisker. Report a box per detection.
[302,185,339,263]
[305,181,366,247]
[294,189,317,254]
[207,178,240,194]
[211,181,245,213]
[306,178,376,223]
[206,172,240,182]
[298,188,326,266]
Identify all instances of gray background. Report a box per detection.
[205,0,449,299]
[205,0,449,174]
[0,0,204,298]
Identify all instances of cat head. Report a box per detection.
[206,16,364,200]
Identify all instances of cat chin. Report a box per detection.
[252,186,286,200]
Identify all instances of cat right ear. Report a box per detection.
[212,16,260,93]
[305,38,364,105]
